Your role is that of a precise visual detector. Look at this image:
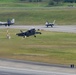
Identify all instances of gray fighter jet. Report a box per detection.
[0,19,15,26]
[45,20,55,27]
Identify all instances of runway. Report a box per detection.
[0,58,76,75]
[0,25,76,33]
[0,66,75,75]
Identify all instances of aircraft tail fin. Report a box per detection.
[53,20,55,24]
[20,30,23,33]
[11,19,15,23]
[45,21,49,25]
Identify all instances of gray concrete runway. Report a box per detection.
[11,25,76,33]
[0,59,76,75]
[0,25,76,33]
[0,65,75,75]
[0,66,75,75]
[8,25,76,33]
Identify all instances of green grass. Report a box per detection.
[0,0,76,8]
[0,29,76,65]
[0,1,76,25]
[0,0,15,2]
[0,0,48,7]
[0,2,47,7]
[0,7,76,25]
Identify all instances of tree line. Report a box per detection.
[19,0,76,6]
[20,0,76,3]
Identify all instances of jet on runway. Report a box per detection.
[0,19,15,26]
[16,28,42,38]
[45,20,55,27]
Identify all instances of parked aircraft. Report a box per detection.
[45,20,55,27]
[0,19,15,26]
[16,28,42,38]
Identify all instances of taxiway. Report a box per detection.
[0,59,76,75]
[0,25,76,33]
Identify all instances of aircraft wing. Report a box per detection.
[35,32,41,34]
[0,22,7,25]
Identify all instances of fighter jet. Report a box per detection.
[0,19,15,26]
[16,28,42,38]
[45,20,55,27]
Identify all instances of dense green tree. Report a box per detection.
[49,0,55,6]
[29,0,32,2]
[54,0,64,4]
[48,0,64,6]
[19,0,76,3]
[37,0,43,1]
[64,0,76,3]
[20,0,26,1]
[33,0,42,2]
